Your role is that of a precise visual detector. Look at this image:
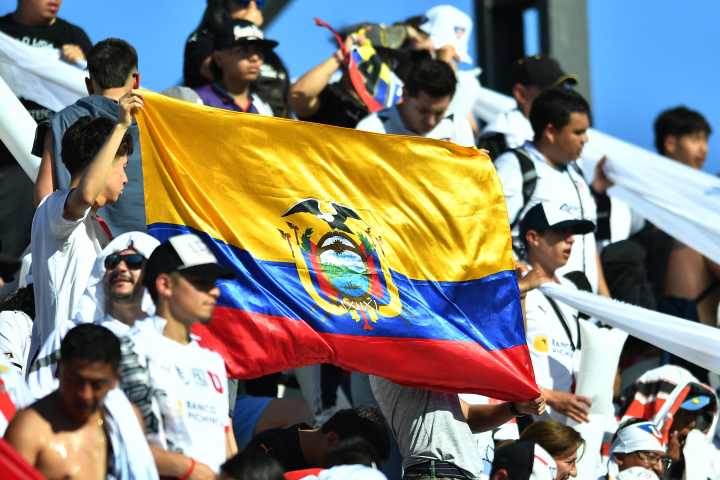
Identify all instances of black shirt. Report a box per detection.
[298,83,369,129]
[244,422,313,472]
[0,14,92,165]
[183,28,290,117]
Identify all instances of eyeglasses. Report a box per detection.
[634,450,672,470]
[104,254,145,270]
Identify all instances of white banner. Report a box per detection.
[0,75,40,181]
[0,29,87,112]
[539,282,720,375]
[476,87,720,265]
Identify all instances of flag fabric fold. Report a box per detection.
[137,91,539,400]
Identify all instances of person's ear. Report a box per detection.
[325,432,340,448]
[512,83,526,104]
[85,77,94,95]
[526,230,540,248]
[664,135,677,156]
[156,273,174,299]
[55,360,61,379]
[133,73,141,89]
[493,469,510,480]
[212,50,225,70]
[544,122,557,144]
[401,86,409,103]
[613,452,625,466]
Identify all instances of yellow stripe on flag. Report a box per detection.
[137,90,514,282]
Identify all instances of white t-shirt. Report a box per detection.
[118,318,229,472]
[0,355,33,436]
[31,189,109,347]
[478,109,534,150]
[494,141,600,292]
[0,311,32,376]
[524,277,581,423]
[356,104,475,147]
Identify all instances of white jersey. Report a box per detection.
[0,311,32,376]
[524,277,580,423]
[27,314,164,399]
[356,104,475,147]
[118,317,229,472]
[478,109,534,150]
[495,141,600,292]
[0,355,33,436]
[31,189,109,348]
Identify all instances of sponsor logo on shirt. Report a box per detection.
[185,401,224,427]
[191,368,208,387]
[550,339,573,358]
[534,336,549,353]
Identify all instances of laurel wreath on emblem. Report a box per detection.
[277,198,412,330]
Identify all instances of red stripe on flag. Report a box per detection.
[192,305,540,400]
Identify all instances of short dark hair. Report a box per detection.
[324,437,381,469]
[87,38,138,90]
[654,106,712,155]
[321,406,391,462]
[529,87,590,142]
[61,116,134,178]
[405,58,457,99]
[61,324,121,371]
[0,284,35,319]
[220,451,285,480]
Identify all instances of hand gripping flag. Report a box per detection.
[137,91,539,399]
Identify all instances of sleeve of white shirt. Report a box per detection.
[493,151,524,224]
[452,115,476,147]
[44,190,91,241]
[355,113,386,134]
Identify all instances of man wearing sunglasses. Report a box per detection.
[27,231,160,398]
[604,419,669,479]
[117,233,238,478]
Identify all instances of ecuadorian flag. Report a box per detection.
[137,91,539,400]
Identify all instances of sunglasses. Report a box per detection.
[104,254,145,270]
[239,0,263,8]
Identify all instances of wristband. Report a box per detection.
[509,402,527,417]
[179,458,196,480]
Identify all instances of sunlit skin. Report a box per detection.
[526,227,575,275]
[103,246,148,327]
[554,448,578,480]
[13,0,61,26]
[397,89,452,134]
[663,131,709,170]
[4,358,118,480]
[157,273,221,337]
[67,154,129,214]
[535,112,590,168]
[613,450,666,477]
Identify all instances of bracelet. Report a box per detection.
[179,458,196,480]
[509,402,527,417]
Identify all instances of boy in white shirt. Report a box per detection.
[518,201,596,424]
[30,90,144,358]
[118,233,237,478]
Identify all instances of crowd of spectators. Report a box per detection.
[0,1,719,480]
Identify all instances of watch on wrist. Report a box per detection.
[509,402,527,417]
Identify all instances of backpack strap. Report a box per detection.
[541,293,580,351]
[510,147,538,231]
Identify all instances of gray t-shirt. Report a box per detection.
[369,376,484,479]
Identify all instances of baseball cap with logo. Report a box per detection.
[491,441,557,480]
[143,234,235,290]
[519,201,596,239]
[419,5,473,64]
[213,19,278,51]
[680,394,712,410]
[511,54,579,88]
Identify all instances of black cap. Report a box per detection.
[519,201,595,240]
[511,54,578,88]
[213,19,278,51]
[143,234,235,290]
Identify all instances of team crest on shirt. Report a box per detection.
[638,423,665,446]
[278,198,412,330]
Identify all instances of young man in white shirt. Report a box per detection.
[118,233,237,478]
[30,90,144,359]
[494,87,611,296]
[356,58,474,147]
[518,202,595,424]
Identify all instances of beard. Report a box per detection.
[107,272,143,304]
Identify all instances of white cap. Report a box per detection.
[419,5,473,64]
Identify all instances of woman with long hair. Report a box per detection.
[520,420,585,480]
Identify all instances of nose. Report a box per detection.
[567,234,575,245]
[580,132,589,144]
[209,285,221,299]
[123,171,128,184]
[79,382,94,402]
[652,461,664,476]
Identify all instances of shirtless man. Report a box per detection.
[653,107,720,380]
[5,324,126,479]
